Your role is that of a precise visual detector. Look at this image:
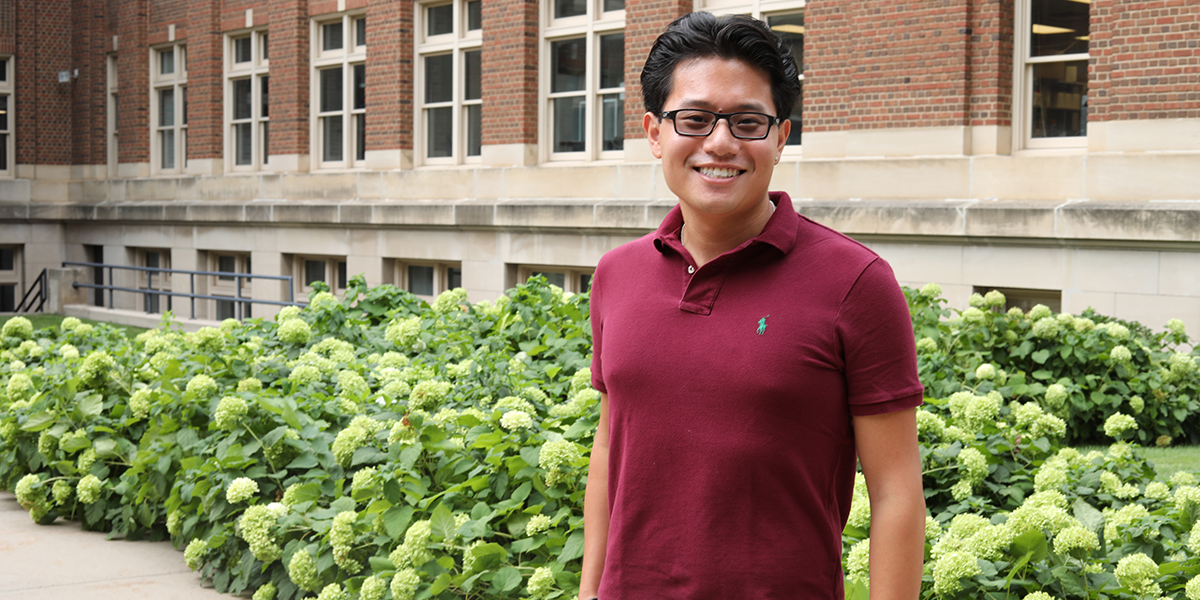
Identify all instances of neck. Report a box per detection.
[680,197,775,267]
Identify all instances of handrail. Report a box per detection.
[15,268,48,313]
[63,261,301,320]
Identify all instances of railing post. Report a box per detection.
[190,273,196,319]
[107,267,114,309]
[236,275,244,320]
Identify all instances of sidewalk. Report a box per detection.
[0,492,228,599]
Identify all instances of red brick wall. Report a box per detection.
[268,0,309,159]
[187,0,223,161]
[117,0,150,164]
[150,0,187,33]
[1090,0,1200,122]
[481,0,538,146]
[0,0,14,54]
[15,0,73,166]
[804,2,851,132]
[72,0,109,166]
[624,0,692,140]
[968,0,1014,127]
[366,0,413,153]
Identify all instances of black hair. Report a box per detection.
[640,12,801,119]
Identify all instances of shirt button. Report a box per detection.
[687,265,695,274]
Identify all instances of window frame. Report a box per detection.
[209,252,254,320]
[0,55,14,177]
[416,0,484,166]
[149,44,188,175]
[1014,0,1090,151]
[293,255,348,299]
[696,1,806,153]
[517,264,595,294]
[107,54,119,177]
[226,29,271,172]
[136,248,172,314]
[541,0,626,162]
[311,12,368,171]
[0,245,21,312]
[392,259,463,300]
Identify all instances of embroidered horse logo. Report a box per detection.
[757,315,769,335]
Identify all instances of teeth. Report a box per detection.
[699,167,740,178]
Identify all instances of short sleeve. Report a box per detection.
[836,257,924,416]
[589,262,608,394]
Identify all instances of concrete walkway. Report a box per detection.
[0,492,228,599]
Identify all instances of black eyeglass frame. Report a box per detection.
[659,108,783,140]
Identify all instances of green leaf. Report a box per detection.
[76,393,103,419]
[430,572,453,596]
[383,505,414,538]
[465,543,506,572]
[369,556,396,572]
[286,453,319,469]
[20,411,57,432]
[844,577,869,600]
[60,433,91,453]
[1031,349,1051,364]
[519,446,541,468]
[1009,530,1048,562]
[511,481,532,503]
[94,438,122,459]
[1073,498,1105,533]
[558,529,585,563]
[431,503,456,539]
[493,566,522,592]
[331,496,356,513]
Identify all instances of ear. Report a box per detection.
[644,112,663,159]
[775,118,791,156]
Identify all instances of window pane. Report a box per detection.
[465,50,481,100]
[448,267,462,289]
[768,11,804,146]
[323,116,344,161]
[159,88,175,126]
[320,67,343,112]
[0,95,7,130]
[551,38,586,93]
[425,54,453,103]
[356,114,366,161]
[262,34,269,60]
[235,122,252,165]
[466,104,481,157]
[467,0,482,31]
[160,48,175,75]
[338,261,347,289]
[355,17,366,47]
[533,271,566,288]
[428,4,453,36]
[0,134,6,171]
[1031,0,1090,57]
[218,256,236,280]
[554,0,586,19]
[553,96,586,153]
[233,78,252,120]
[0,248,14,270]
[145,252,160,268]
[234,36,252,63]
[580,273,592,293]
[427,106,453,158]
[182,86,188,125]
[408,265,434,296]
[0,60,6,82]
[603,0,624,11]
[323,22,344,51]
[261,76,270,118]
[262,122,270,163]
[217,299,234,320]
[305,260,325,286]
[354,63,366,109]
[1032,60,1088,138]
[161,130,175,169]
[600,33,624,89]
[601,92,624,151]
[0,285,13,312]
[786,83,803,145]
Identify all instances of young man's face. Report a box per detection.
[644,57,790,221]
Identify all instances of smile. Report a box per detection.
[697,167,744,179]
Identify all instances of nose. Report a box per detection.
[703,116,740,156]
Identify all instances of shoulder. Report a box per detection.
[595,232,660,278]
[789,215,893,290]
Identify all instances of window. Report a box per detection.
[973,286,1062,314]
[697,2,805,148]
[151,45,187,173]
[417,0,482,164]
[294,255,347,298]
[1016,0,1089,148]
[393,260,463,299]
[137,249,172,314]
[107,55,119,177]
[544,0,625,160]
[312,14,367,169]
[228,30,270,171]
[0,56,13,176]
[211,253,253,319]
[0,246,20,312]
[518,265,594,293]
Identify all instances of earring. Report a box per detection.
[774,155,780,164]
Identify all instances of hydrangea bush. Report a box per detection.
[3,280,1200,600]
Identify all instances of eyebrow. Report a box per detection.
[671,99,772,113]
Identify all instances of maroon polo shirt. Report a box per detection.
[589,192,923,599]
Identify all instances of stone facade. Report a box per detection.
[0,0,1198,331]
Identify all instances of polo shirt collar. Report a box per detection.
[653,191,799,257]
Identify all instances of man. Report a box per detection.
[580,12,926,600]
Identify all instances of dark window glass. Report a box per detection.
[553,96,586,153]
[428,4,453,36]
[338,261,347,289]
[234,36,252,63]
[0,59,6,82]
[408,265,434,296]
[0,248,13,270]
[323,116,343,161]
[467,1,482,30]
[448,267,462,290]
[235,122,252,165]
[551,38,586,93]
[1031,0,1090,57]
[355,17,367,47]
[320,67,343,112]
[600,33,623,89]
[182,86,188,125]
[218,256,236,280]
[1032,60,1088,137]
[428,107,452,158]
[426,54,453,103]
[533,271,566,288]
[217,299,234,320]
[305,259,325,286]
[465,50,481,100]
[603,0,624,10]
[554,0,586,19]
[466,104,481,157]
[262,34,269,60]
[580,273,592,293]
[261,76,270,118]
[323,22,344,51]
[160,48,175,75]
[601,92,623,151]
[768,12,804,145]
[356,114,366,161]
[145,252,160,269]
[159,88,175,126]
[233,78,252,120]
[354,64,366,109]
[0,284,14,312]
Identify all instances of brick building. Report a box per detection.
[0,0,1198,328]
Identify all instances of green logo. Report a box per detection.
[757,315,769,335]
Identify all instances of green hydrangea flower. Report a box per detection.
[962,307,986,326]
[186,374,218,398]
[974,363,996,380]
[277,318,312,345]
[359,576,387,600]
[500,410,534,430]
[332,425,371,468]
[2,316,33,339]
[983,290,1006,307]
[1103,413,1137,439]
[191,327,226,353]
[919,282,942,298]
[1032,317,1060,339]
[932,551,981,595]
[287,548,322,592]
[389,520,433,568]
[77,474,103,504]
[1114,552,1160,596]
[390,568,421,600]
[526,514,552,536]
[330,510,362,572]
[237,377,263,393]
[408,380,453,411]
[1052,525,1099,555]
[1104,503,1150,542]
[251,582,277,600]
[916,337,937,354]
[226,477,259,503]
[845,538,870,587]
[80,351,116,386]
[1186,574,1200,600]
[184,538,209,570]
[432,288,468,313]
[214,395,249,430]
[385,316,422,348]
[60,316,82,332]
[527,566,556,598]
[337,370,369,400]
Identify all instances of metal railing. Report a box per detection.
[15,268,48,313]
[64,261,301,320]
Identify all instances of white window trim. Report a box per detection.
[0,55,14,178]
[293,255,348,299]
[210,252,253,320]
[106,55,119,178]
[136,248,172,314]
[694,1,806,155]
[0,245,22,311]
[541,0,626,162]
[415,0,483,166]
[518,264,595,294]
[393,259,463,300]
[226,30,271,172]
[310,12,368,171]
[150,44,188,175]
[1013,0,1089,151]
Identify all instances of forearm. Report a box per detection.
[867,490,926,600]
[578,451,609,599]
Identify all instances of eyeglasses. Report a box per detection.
[660,109,782,140]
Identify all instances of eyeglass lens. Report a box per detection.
[672,110,773,139]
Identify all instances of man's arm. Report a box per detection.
[578,392,611,600]
[853,407,926,600]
